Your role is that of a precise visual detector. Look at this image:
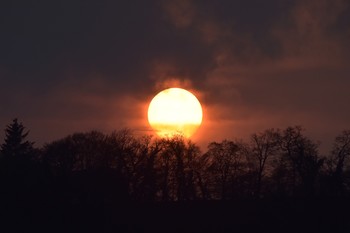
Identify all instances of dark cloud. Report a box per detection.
[1,0,349,153]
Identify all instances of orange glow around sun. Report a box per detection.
[148,88,203,138]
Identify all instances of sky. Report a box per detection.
[1,0,350,153]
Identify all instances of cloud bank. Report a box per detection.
[1,0,349,152]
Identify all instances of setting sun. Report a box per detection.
[148,88,203,138]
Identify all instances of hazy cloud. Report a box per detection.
[1,0,349,153]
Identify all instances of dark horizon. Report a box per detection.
[1,118,350,232]
[2,118,350,199]
[1,117,349,156]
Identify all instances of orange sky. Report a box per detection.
[1,0,350,154]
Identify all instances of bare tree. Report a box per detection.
[250,128,280,197]
[276,126,322,196]
[204,140,247,200]
[43,131,111,175]
[327,130,350,195]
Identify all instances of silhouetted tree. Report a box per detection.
[155,135,202,201]
[105,129,149,197]
[42,130,132,213]
[0,119,51,215]
[325,130,350,196]
[3,119,345,205]
[132,136,162,201]
[274,126,323,196]
[43,131,112,175]
[183,140,203,200]
[249,128,280,197]
[166,136,187,200]
[204,140,248,199]
[0,118,34,158]
[193,149,212,200]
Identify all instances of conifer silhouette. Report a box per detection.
[0,118,34,158]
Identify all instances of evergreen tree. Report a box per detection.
[0,118,34,158]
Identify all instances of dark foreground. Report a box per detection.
[2,197,350,233]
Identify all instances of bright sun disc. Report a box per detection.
[148,88,203,138]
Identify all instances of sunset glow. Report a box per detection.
[148,88,202,138]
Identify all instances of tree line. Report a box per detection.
[1,118,350,203]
